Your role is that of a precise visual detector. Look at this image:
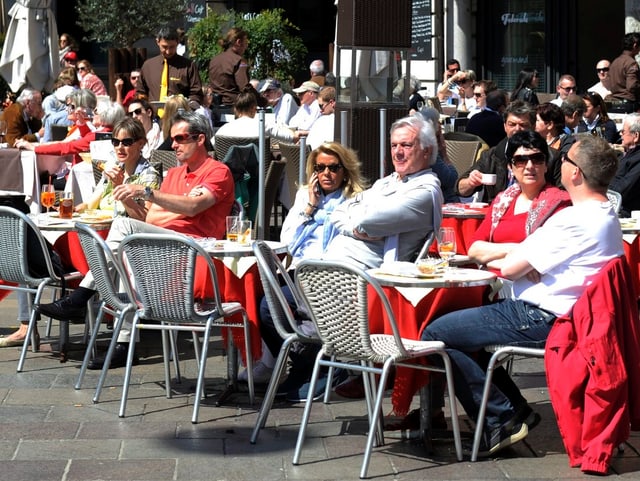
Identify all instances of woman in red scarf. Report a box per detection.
[468,130,571,274]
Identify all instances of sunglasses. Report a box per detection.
[559,85,576,92]
[111,137,137,147]
[128,108,143,117]
[77,66,87,71]
[313,163,343,173]
[510,152,546,168]
[473,92,484,98]
[171,133,200,144]
[130,75,140,80]
[597,67,610,73]
[319,102,332,110]
[66,104,76,111]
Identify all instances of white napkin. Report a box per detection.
[393,286,434,307]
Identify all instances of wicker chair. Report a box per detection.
[149,149,178,180]
[117,232,255,423]
[278,142,311,210]
[214,135,271,169]
[607,189,622,215]
[443,132,485,175]
[0,207,83,372]
[73,223,140,401]
[249,241,321,444]
[293,260,463,478]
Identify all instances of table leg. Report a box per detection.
[419,384,434,454]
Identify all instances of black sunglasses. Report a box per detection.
[171,133,200,144]
[127,108,143,117]
[313,163,343,173]
[77,66,87,71]
[597,67,610,73]
[111,137,137,147]
[510,152,546,168]
[66,103,76,111]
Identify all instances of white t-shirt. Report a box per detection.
[512,200,623,316]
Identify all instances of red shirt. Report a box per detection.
[147,157,234,239]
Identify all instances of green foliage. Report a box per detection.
[76,0,188,47]
[189,8,308,85]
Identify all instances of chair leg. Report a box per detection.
[119,317,140,418]
[192,322,213,424]
[160,328,172,399]
[17,285,47,372]
[360,359,393,479]
[441,352,463,462]
[93,308,128,403]
[250,338,294,444]
[75,306,106,390]
[168,329,182,384]
[292,351,324,466]
[471,350,506,462]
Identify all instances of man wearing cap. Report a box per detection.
[288,81,321,130]
[63,51,78,69]
[259,78,298,126]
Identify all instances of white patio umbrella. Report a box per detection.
[0,0,59,92]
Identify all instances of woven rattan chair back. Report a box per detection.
[150,149,178,180]
[444,138,482,175]
[118,233,224,324]
[214,135,271,168]
[279,142,311,209]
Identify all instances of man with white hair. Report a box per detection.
[309,59,326,86]
[4,88,43,146]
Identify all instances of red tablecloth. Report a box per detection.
[623,235,640,297]
[193,259,264,366]
[368,284,489,416]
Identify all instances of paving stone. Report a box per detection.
[66,458,176,481]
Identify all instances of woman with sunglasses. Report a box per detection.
[510,67,540,106]
[240,142,368,392]
[76,60,107,97]
[468,131,570,275]
[578,92,621,144]
[127,98,163,158]
[75,117,160,219]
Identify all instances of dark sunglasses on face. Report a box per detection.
[77,66,87,71]
[66,104,76,111]
[313,163,343,173]
[597,67,610,73]
[510,152,546,168]
[171,133,200,144]
[111,137,137,147]
[128,108,143,117]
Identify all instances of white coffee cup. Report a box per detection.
[481,173,497,185]
[631,210,640,220]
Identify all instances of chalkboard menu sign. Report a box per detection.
[411,0,432,60]
[184,1,207,30]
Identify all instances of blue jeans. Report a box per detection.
[422,299,554,431]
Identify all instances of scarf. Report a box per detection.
[289,190,345,258]
[489,183,571,241]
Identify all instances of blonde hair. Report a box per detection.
[305,142,368,198]
[161,95,190,138]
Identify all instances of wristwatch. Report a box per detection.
[143,186,154,201]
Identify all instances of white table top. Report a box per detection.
[196,239,288,258]
[368,266,496,288]
[32,213,112,231]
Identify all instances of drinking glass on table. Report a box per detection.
[437,226,457,269]
[41,184,56,214]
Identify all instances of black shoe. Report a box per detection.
[37,297,87,323]
[87,342,139,370]
[470,421,528,457]
[514,403,541,432]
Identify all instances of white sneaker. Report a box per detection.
[238,360,273,384]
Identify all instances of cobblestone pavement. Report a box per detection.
[0,292,639,481]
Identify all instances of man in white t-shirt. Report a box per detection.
[288,81,321,130]
[423,135,622,456]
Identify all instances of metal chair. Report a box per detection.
[607,189,622,215]
[0,207,83,372]
[249,241,321,444]
[470,344,545,462]
[293,259,463,479]
[117,232,255,423]
[443,136,483,175]
[149,149,178,180]
[214,136,271,169]
[278,141,311,210]
[72,223,139,401]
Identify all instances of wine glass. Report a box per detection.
[40,184,56,220]
[437,227,457,269]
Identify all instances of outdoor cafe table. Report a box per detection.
[366,265,497,416]
[193,239,289,367]
[438,203,488,255]
[620,219,640,297]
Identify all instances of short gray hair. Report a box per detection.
[171,110,213,143]
[625,112,640,133]
[70,88,97,110]
[17,88,40,104]
[96,101,125,127]
[390,115,438,166]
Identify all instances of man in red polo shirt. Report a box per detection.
[37,110,235,368]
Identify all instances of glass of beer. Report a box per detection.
[59,191,74,219]
[226,216,239,242]
[237,220,252,245]
[437,227,457,269]
[40,184,55,217]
